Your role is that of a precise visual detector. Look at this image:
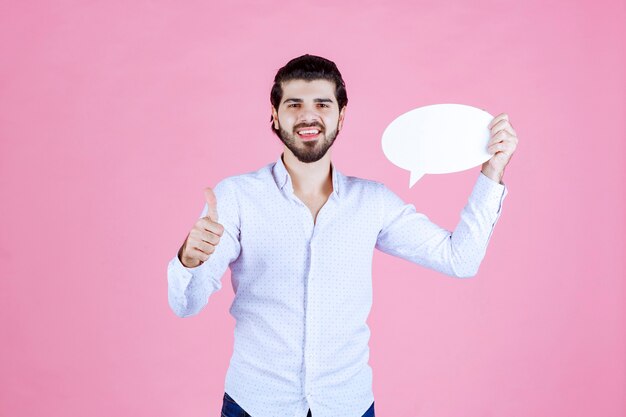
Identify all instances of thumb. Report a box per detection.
[204,187,218,222]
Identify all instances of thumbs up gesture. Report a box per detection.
[178,187,225,268]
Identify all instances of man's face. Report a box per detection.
[271,79,346,163]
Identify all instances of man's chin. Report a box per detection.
[296,156,324,163]
[292,147,327,163]
[278,129,336,163]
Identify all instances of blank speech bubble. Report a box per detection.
[382,104,494,187]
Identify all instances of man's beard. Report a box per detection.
[277,123,340,163]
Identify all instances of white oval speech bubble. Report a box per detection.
[382,104,494,187]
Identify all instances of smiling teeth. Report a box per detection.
[299,130,319,135]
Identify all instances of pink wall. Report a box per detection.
[1,1,624,416]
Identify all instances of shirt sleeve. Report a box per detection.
[167,178,242,317]
[375,172,508,278]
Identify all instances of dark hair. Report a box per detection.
[270,54,348,130]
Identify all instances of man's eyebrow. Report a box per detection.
[283,98,335,104]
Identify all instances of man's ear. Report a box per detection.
[338,106,347,131]
[271,106,279,130]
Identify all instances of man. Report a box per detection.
[167,54,518,417]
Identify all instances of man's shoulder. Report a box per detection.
[216,162,274,189]
[339,171,384,195]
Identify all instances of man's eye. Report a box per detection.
[318,103,329,108]
[287,103,300,108]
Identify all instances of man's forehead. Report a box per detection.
[280,79,336,98]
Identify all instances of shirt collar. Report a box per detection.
[272,153,342,198]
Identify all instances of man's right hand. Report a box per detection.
[178,187,224,268]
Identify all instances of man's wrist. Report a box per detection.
[481,166,504,185]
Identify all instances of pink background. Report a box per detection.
[1,1,624,416]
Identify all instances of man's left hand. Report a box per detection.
[481,113,518,184]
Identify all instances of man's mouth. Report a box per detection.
[296,128,322,140]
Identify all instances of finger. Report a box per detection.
[488,130,511,147]
[204,187,219,222]
[487,142,511,154]
[189,247,211,263]
[488,142,503,153]
[190,238,217,255]
[188,228,218,248]
[200,231,220,246]
[496,150,512,161]
[488,113,509,129]
[490,119,516,137]
[195,240,217,256]
[488,141,516,155]
[197,218,224,237]
[490,131,519,150]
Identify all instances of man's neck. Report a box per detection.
[282,148,333,197]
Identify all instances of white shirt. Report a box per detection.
[167,153,508,417]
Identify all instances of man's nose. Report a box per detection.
[297,106,321,124]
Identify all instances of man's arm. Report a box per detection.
[167,179,241,317]
[375,173,507,278]
[375,112,517,277]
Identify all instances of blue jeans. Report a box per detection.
[221,392,375,417]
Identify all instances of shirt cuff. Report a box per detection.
[168,253,204,282]
[470,171,508,214]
